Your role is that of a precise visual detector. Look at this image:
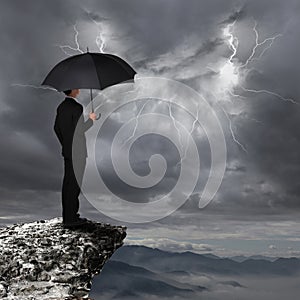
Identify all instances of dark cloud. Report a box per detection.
[220,7,247,25]
[82,9,110,23]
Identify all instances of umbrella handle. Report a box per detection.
[90,89,101,120]
[90,88,101,120]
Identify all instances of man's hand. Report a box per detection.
[89,112,97,121]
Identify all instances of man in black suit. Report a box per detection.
[54,89,97,227]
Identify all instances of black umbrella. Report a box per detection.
[41,50,137,116]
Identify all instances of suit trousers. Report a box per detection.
[62,155,86,223]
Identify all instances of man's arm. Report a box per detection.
[54,112,63,145]
[72,105,94,133]
[83,116,93,132]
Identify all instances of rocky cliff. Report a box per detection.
[0,218,127,299]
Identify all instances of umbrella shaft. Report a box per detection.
[90,89,94,113]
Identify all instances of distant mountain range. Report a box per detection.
[110,245,300,276]
[229,254,278,262]
[91,260,206,299]
[89,245,300,299]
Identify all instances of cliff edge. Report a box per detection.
[0,218,127,299]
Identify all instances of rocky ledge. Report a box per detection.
[0,218,127,299]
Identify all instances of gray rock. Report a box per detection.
[0,217,126,299]
[0,283,7,297]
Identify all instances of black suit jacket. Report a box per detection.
[54,97,93,159]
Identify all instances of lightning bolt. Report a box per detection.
[89,16,106,53]
[239,86,298,105]
[96,30,105,52]
[121,99,151,148]
[216,18,298,153]
[227,19,297,105]
[225,20,238,63]
[218,103,248,153]
[190,102,200,136]
[11,83,57,91]
[120,96,190,170]
[226,89,246,100]
[54,24,84,56]
[215,21,249,152]
[243,114,265,125]
[175,101,200,168]
[82,8,106,53]
[168,100,184,153]
[239,20,282,69]
[210,90,248,153]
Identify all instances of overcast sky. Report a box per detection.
[0,0,300,257]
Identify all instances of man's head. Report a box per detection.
[63,89,80,98]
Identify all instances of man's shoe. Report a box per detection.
[63,217,87,228]
[75,213,88,222]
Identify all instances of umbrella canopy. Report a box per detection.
[41,52,137,92]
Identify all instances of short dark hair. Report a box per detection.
[63,90,72,95]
